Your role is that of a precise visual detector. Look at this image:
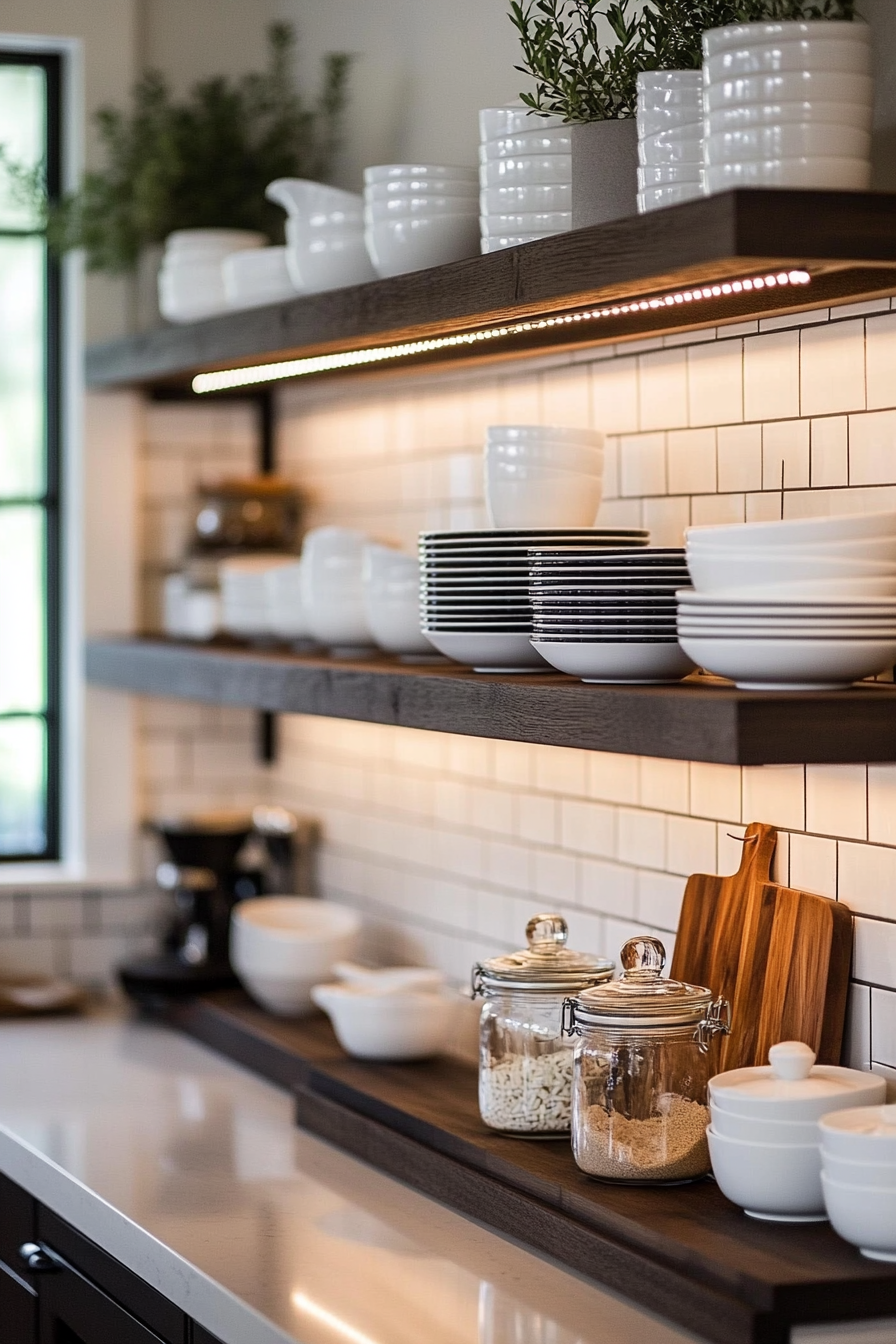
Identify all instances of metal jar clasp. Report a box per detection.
[694,997,731,1054]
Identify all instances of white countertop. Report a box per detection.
[0,1009,709,1344]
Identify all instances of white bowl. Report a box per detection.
[686,549,896,594]
[820,1105,896,1162]
[531,640,694,683]
[704,156,871,192]
[164,228,266,257]
[706,100,873,133]
[488,441,604,474]
[480,182,573,214]
[480,155,572,188]
[637,70,703,102]
[822,1173,896,1260]
[488,424,605,447]
[707,1127,825,1221]
[484,129,573,157]
[332,961,446,992]
[638,104,704,138]
[705,121,870,164]
[488,460,603,487]
[486,471,603,530]
[703,19,870,58]
[638,131,703,167]
[479,106,566,140]
[266,178,365,227]
[158,270,230,323]
[364,163,478,185]
[362,544,434,657]
[480,210,572,237]
[686,579,896,602]
[365,213,480,278]
[423,631,548,671]
[231,897,361,1017]
[823,1153,896,1187]
[365,194,479,221]
[285,228,376,294]
[688,536,896,563]
[710,1107,821,1145]
[705,39,871,81]
[301,527,373,650]
[264,560,312,641]
[678,634,896,690]
[688,511,896,549]
[365,178,478,204]
[481,234,555,252]
[638,184,703,212]
[638,163,703,187]
[311,982,459,1060]
[222,246,298,309]
[703,70,873,112]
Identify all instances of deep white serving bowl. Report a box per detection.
[822,1153,896,1187]
[301,526,374,651]
[638,130,703,167]
[362,543,434,658]
[365,213,480,277]
[685,549,896,594]
[703,19,870,59]
[709,1107,821,1146]
[365,163,478,185]
[638,184,703,212]
[480,210,572,237]
[487,424,605,446]
[479,106,566,140]
[702,70,873,111]
[822,1173,896,1261]
[677,634,896,690]
[820,1105,896,1162]
[706,99,873,133]
[488,440,604,474]
[484,129,573,157]
[707,1127,825,1221]
[531,640,695,683]
[231,897,361,1016]
[422,630,549,671]
[480,182,573,214]
[365,178,479,203]
[488,459,603,484]
[486,469,603,529]
[264,560,313,642]
[365,193,480,221]
[704,156,871,192]
[311,981,460,1060]
[705,122,871,163]
[704,38,871,81]
[222,246,298,309]
[687,511,896,549]
[480,155,573,188]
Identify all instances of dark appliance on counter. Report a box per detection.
[119,806,317,1007]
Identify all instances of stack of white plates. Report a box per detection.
[219,554,296,640]
[363,165,480,278]
[266,178,375,294]
[529,547,696,683]
[678,511,896,689]
[478,106,571,253]
[158,229,266,323]
[636,72,703,212]
[702,20,873,193]
[221,245,298,310]
[420,529,648,673]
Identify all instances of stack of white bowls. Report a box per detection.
[702,20,873,193]
[478,106,571,252]
[821,1105,896,1261]
[300,526,375,656]
[363,165,480,278]
[361,543,436,660]
[677,511,896,690]
[231,897,361,1018]
[266,178,375,294]
[707,1041,886,1223]
[158,229,266,323]
[221,246,298,310]
[263,559,316,646]
[636,72,704,212]
[419,527,647,673]
[529,546,695,683]
[219,554,296,640]
[485,425,605,529]
[162,574,220,642]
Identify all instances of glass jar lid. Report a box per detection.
[570,937,714,1027]
[473,913,614,992]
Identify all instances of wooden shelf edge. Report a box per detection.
[85,636,896,766]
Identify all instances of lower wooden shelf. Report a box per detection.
[86,635,896,765]
[162,991,896,1344]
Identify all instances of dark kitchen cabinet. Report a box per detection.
[0,1170,38,1344]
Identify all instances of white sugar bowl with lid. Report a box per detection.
[563,936,730,1184]
[820,1104,896,1260]
[472,913,614,1136]
[707,1042,886,1222]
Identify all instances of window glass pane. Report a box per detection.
[0,505,45,713]
[0,235,45,498]
[0,64,45,230]
[0,716,46,855]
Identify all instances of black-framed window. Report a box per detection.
[0,52,61,861]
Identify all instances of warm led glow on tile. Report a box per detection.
[192,269,812,393]
[291,1291,382,1344]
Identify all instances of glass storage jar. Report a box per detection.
[564,936,730,1182]
[472,913,614,1136]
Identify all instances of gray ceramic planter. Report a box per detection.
[571,118,638,228]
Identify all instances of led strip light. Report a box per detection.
[192,268,812,394]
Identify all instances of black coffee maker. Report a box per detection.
[119,806,312,1007]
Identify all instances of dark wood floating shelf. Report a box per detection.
[86,635,896,765]
[164,992,896,1344]
[86,190,896,391]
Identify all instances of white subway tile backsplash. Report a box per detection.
[642,494,690,547]
[788,833,837,900]
[762,419,810,490]
[800,319,866,416]
[689,763,741,823]
[617,808,665,869]
[636,870,685,930]
[639,349,689,431]
[869,766,896,846]
[871,987,896,1069]
[620,432,666,497]
[837,841,896,919]
[805,765,867,842]
[854,917,896,989]
[743,329,799,422]
[578,859,636,918]
[589,751,640,805]
[849,409,896,486]
[687,340,743,427]
[865,312,896,410]
[742,765,805,831]
[591,356,639,435]
[717,423,762,494]
[667,428,716,495]
[810,417,849,488]
[640,757,690,815]
[560,799,616,858]
[666,815,717,877]
[516,793,558,846]
[843,983,871,1071]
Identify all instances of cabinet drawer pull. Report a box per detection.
[18,1241,62,1272]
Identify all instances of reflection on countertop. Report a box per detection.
[0,1009,702,1344]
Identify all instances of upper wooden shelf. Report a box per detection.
[86,189,896,392]
[86,636,896,765]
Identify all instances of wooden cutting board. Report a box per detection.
[669,821,853,1071]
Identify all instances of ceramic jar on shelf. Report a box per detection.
[563,936,730,1183]
[472,913,614,1136]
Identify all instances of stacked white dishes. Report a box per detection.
[478,106,571,253]
[420,528,648,673]
[820,1105,896,1260]
[678,511,896,690]
[300,526,375,656]
[263,559,315,645]
[266,178,375,293]
[485,424,605,529]
[636,72,704,212]
[221,246,298,309]
[162,574,220,642]
[363,165,480,278]
[231,897,361,1017]
[707,1041,886,1223]
[158,229,266,323]
[529,546,695,683]
[362,543,436,660]
[702,20,873,193]
[219,554,296,640]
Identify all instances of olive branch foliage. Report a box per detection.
[509,0,858,122]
